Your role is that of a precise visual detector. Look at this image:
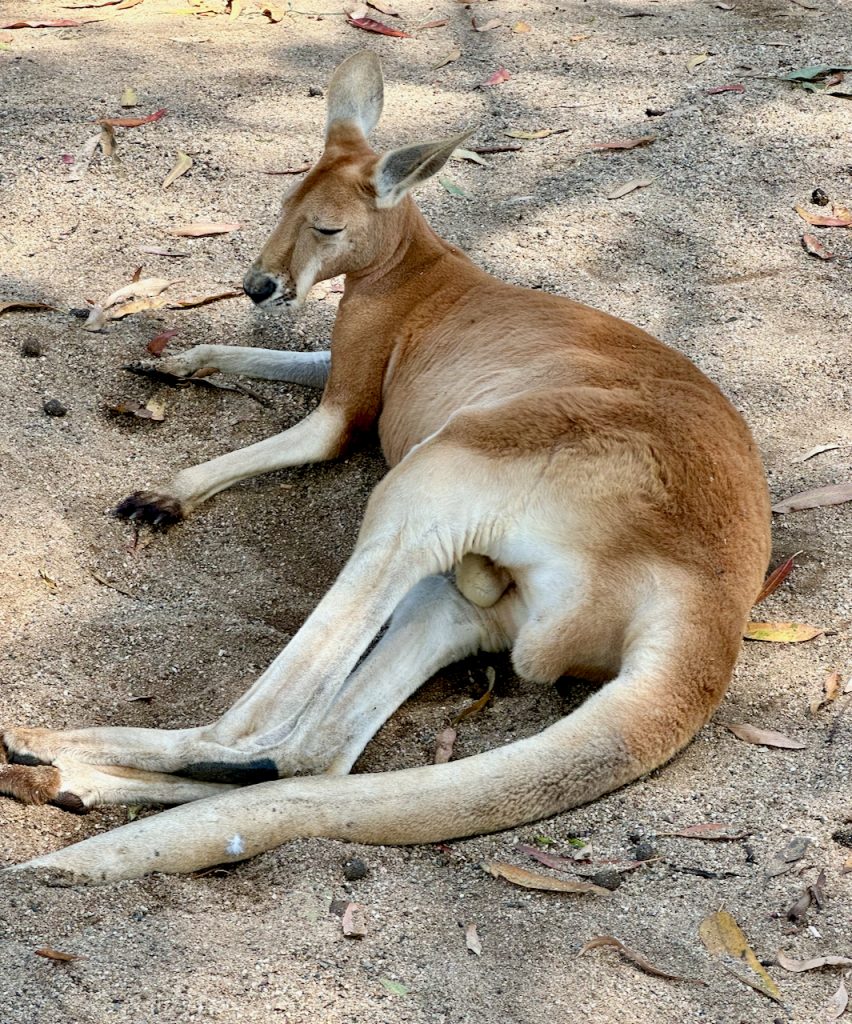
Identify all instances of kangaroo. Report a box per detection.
[0,52,771,884]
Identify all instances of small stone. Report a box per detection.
[43,399,67,417]
[308,86,323,98]
[630,840,657,862]
[21,339,43,357]
[68,307,92,319]
[590,868,623,891]
[342,857,368,881]
[811,187,829,207]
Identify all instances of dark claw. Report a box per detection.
[111,491,185,529]
[123,362,188,386]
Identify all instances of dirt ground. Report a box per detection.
[1,0,850,1021]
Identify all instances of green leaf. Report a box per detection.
[379,978,409,997]
[781,64,852,81]
[438,176,469,199]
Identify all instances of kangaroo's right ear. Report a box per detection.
[326,51,384,141]
[372,131,472,208]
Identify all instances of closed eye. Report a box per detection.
[314,226,344,236]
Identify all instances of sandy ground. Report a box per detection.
[1,0,851,1021]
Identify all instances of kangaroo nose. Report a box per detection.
[243,270,278,304]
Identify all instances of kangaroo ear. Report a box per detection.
[326,50,384,140]
[372,131,472,208]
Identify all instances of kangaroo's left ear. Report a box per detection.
[372,131,472,208]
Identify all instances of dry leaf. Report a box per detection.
[347,13,410,36]
[1,18,82,28]
[706,83,744,94]
[168,221,240,237]
[260,4,285,22]
[433,46,460,70]
[99,123,116,158]
[341,902,367,938]
[777,950,852,973]
[827,977,849,1019]
[794,443,841,463]
[473,17,502,31]
[589,136,655,151]
[606,178,654,200]
[97,108,167,129]
[103,277,174,309]
[481,861,608,895]
[765,836,811,877]
[0,300,56,315]
[579,935,702,984]
[482,68,510,87]
[109,297,169,319]
[687,53,709,72]
[802,233,835,260]
[453,667,495,724]
[812,670,843,715]
[146,328,178,356]
[772,481,852,513]
[262,164,311,175]
[139,245,189,257]
[367,0,398,15]
[451,148,489,167]
[434,726,457,764]
[722,722,806,749]
[120,86,138,107]
[754,553,799,604]
[65,132,102,181]
[504,127,569,140]
[699,909,782,1003]
[465,922,482,955]
[34,947,83,962]
[110,398,166,422]
[662,822,749,840]
[513,20,531,32]
[744,621,823,643]
[162,151,193,189]
[794,205,852,228]
[569,32,591,41]
[167,289,243,309]
[228,0,243,18]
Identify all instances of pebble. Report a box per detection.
[342,857,368,881]
[590,868,623,891]
[21,339,43,357]
[43,398,67,417]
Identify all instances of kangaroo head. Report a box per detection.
[243,51,469,308]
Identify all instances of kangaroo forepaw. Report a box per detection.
[111,491,186,528]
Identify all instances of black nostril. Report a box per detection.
[243,273,277,304]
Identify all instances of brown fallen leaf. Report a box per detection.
[699,909,782,1003]
[504,127,570,140]
[147,328,178,357]
[661,822,749,840]
[99,123,117,158]
[115,0,144,9]
[772,481,852,513]
[162,151,193,189]
[482,861,608,895]
[61,0,121,6]
[472,16,502,31]
[433,46,461,70]
[579,935,703,984]
[827,976,849,1020]
[259,3,285,21]
[777,950,852,973]
[589,136,655,151]
[34,947,83,962]
[482,68,511,87]
[453,667,495,725]
[0,300,56,315]
[802,232,835,260]
[471,144,522,155]
[786,885,812,924]
[706,83,745,94]
[167,289,244,309]
[110,398,166,422]
[347,12,410,36]
[139,245,189,257]
[606,177,654,200]
[104,277,175,309]
[722,722,806,749]
[262,164,312,175]
[97,108,167,129]
[811,670,843,715]
[434,726,457,764]
[465,922,482,955]
[168,221,240,237]
[754,552,800,604]
[130,266,143,283]
[794,442,841,463]
[795,205,852,228]
[1,19,83,28]
[765,836,811,877]
[744,621,823,643]
[341,902,367,938]
[109,297,169,319]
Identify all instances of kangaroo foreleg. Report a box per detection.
[128,347,330,387]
